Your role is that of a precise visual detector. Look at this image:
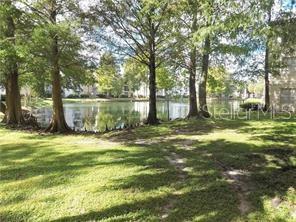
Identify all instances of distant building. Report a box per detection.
[270,57,296,111]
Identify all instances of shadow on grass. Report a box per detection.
[1,119,295,221]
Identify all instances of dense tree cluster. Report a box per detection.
[0,0,295,132]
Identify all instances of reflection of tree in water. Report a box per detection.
[34,100,241,131]
[95,103,141,132]
[81,106,98,131]
[73,108,83,130]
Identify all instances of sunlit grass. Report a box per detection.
[0,119,295,221]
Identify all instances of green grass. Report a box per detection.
[0,119,295,221]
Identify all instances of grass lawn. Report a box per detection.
[0,119,295,221]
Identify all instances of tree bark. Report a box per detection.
[146,21,158,125]
[3,1,24,125]
[199,36,211,118]
[147,55,158,124]
[264,9,271,111]
[187,48,199,118]
[5,70,24,125]
[264,41,270,111]
[187,11,199,118]
[46,0,71,133]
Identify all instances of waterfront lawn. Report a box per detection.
[0,119,295,221]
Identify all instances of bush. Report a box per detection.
[96,94,107,98]
[240,99,263,111]
[67,94,79,98]
[44,93,52,98]
[119,94,129,98]
[80,94,90,98]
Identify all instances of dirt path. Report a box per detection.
[213,157,252,215]
[160,149,187,220]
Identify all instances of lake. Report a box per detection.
[32,99,241,132]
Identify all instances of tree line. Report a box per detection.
[0,0,295,133]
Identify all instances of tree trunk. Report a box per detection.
[147,21,158,125]
[264,41,270,111]
[147,57,158,124]
[264,9,271,111]
[46,1,71,133]
[187,48,199,118]
[187,8,199,118]
[5,71,24,125]
[3,1,24,125]
[199,36,211,118]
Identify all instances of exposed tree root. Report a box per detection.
[45,120,72,133]
[1,102,39,128]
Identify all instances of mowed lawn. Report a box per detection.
[0,119,295,222]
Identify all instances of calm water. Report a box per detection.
[32,100,241,132]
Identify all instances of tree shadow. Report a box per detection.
[1,119,295,221]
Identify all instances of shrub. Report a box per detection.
[240,99,263,111]
[96,94,107,98]
[119,94,129,98]
[44,93,52,98]
[67,94,79,98]
[80,94,90,98]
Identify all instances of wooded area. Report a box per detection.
[1,1,296,221]
[0,0,295,132]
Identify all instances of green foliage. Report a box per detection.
[96,52,123,97]
[28,22,92,91]
[207,66,232,97]
[0,0,29,83]
[123,58,148,93]
[93,0,174,67]
[247,81,264,96]
[156,66,175,91]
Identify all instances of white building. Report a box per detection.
[270,57,296,111]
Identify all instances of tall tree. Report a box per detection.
[96,52,123,97]
[92,0,174,124]
[259,0,274,111]
[193,0,254,117]
[199,35,211,117]
[172,0,200,118]
[123,58,148,97]
[249,0,295,110]
[0,0,24,125]
[22,0,87,132]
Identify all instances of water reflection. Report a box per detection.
[33,100,241,132]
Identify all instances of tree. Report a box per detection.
[0,0,25,125]
[193,0,256,117]
[171,0,201,118]
[123,58,147,97]
[207,66,232,98]
[96,52,123,97]
[92,0,174,124]
[236,0,295,111]
[21,0,88,132]
[156,65,175,93]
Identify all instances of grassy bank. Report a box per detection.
[0,119,295,221]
